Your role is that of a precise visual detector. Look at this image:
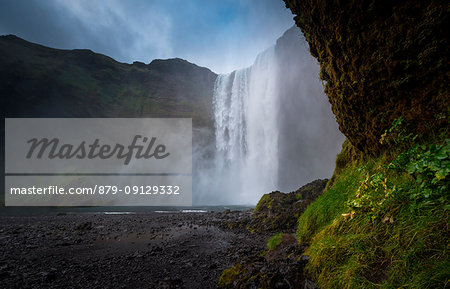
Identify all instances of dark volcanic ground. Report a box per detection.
[0,211,269,289]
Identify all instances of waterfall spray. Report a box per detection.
[213,47,280,203]
[194,27,344,205]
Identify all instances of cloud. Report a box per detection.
[0,0,294,73]
[49,0,174,61]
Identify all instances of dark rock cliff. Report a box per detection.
[283,0,449,154]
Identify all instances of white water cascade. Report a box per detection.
[194,27,344,205]
[213,47,280,203]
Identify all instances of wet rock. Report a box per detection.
[218,233,307,288]
[41,268,57,282]
[75,222,92,231]
[250,179,328,232]
[304,279,318,289]
[300,255,310,262]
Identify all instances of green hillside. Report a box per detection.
[0,35,217,127]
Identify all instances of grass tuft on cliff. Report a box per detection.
[297,120,449,288]
[266,233,284,251]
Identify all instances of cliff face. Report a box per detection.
[270,2,450,288]
[284,0,449,154]
[0,35,217,127]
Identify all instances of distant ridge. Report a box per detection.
[0,34,217,126]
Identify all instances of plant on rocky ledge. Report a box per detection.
[301,118,449,288]
[379,117,417,147]
[347,118,449,220]
[346,170,397,221]
[390,139,450,209]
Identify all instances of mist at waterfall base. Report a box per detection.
[193,27,344,206]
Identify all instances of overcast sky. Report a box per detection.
[0,0,295,74]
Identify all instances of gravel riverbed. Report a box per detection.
[0,210,269,289]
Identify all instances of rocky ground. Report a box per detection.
[215,180,328,289]
[0,210,269,289]
[0,180,327,289]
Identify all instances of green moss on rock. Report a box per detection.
[218,233,305,288]
[218,263,245,288]
[266,232,284,251]
[250,179,328,232]
[284,0,449,154]
[255,194,274,212]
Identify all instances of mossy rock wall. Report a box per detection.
[284,0,449,154]
[250,179,328,232]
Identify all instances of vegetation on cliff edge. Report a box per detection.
[297,120,449,288]
[281,1,449,287]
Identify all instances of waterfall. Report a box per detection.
[213,47,279,203]
[195,27,344,205]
